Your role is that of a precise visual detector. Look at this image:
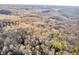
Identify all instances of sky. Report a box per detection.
[0,0,79,6]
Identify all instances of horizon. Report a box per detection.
[0,4,79,7]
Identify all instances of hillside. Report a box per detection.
[0,5,79,55]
